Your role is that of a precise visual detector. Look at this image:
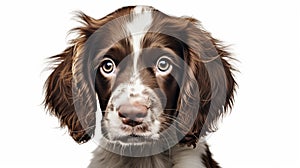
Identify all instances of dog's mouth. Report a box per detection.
[99,122,179,157]
[113,133,159,144]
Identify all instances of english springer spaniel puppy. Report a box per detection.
[44,6,236,168]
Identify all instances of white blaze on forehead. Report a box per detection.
[126,6,153,73]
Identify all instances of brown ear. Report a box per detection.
[178,19,236,147]
[44,12,100,143]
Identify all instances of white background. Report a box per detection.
[0,0,299,167]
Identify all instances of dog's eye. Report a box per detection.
[100,58,115,75]
[156,56,172,75]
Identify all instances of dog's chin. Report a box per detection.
[99,133,175,157]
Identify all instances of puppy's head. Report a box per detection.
[44,6,236,155]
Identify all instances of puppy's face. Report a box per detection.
[95,36,184,144]
[91,8,198,147]
[44,6,236,155]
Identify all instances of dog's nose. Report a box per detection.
[118,104,148,127]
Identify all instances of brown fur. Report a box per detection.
[202,144,221,168]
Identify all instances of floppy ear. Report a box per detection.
[44,12,101,143]
[178,19,236,147]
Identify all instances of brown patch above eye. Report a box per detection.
[102,37,133,64]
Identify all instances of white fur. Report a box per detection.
[126,6,153,73]
[92,96,103,143]
[172,142,207,168]
[128,77,145,97]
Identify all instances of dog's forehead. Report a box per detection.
[125,6,153,73]
[90,5,187,82]
[90,6,186,66]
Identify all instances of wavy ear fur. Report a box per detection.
[44,7,136,143]
[179,19,236,147]
[44,12,102,143]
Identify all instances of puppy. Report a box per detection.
[44,6,236,168]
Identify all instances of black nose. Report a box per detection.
[118,104,148,127]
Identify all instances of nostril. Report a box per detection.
[121,118,142,127]
[118,111,127,118]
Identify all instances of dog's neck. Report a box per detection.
[88,141,208,168]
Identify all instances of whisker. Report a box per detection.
[160,115,192,133]
[161,122,186,136]
[162,110,194,118]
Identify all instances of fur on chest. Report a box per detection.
[88,141,219,168]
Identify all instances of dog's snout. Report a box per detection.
[118,104,148,127]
